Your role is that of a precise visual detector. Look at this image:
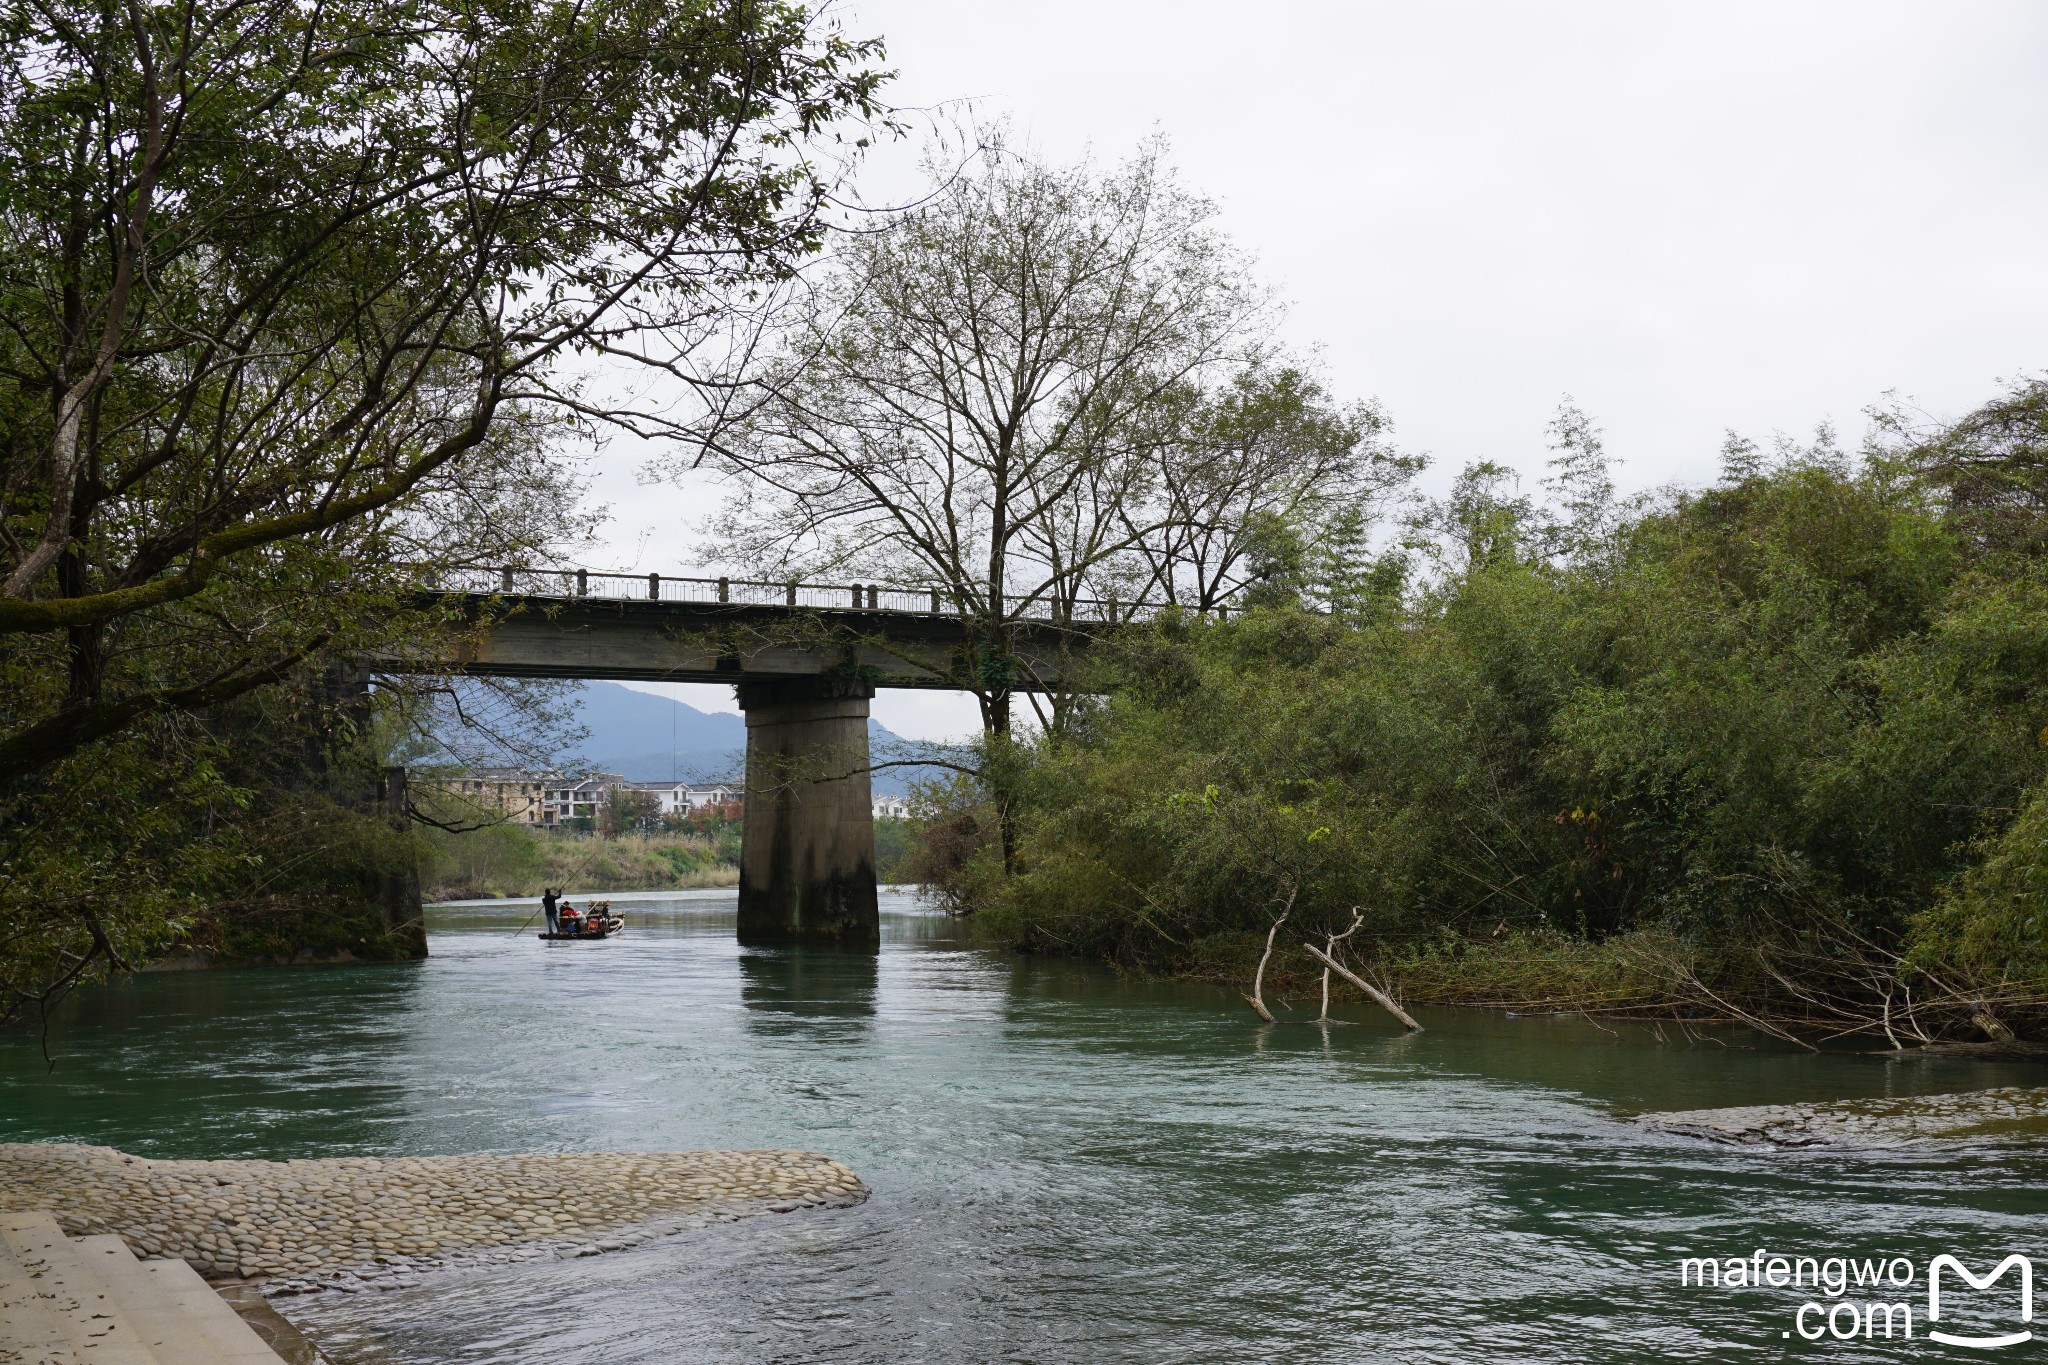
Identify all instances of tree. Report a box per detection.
[1540,397,1618,563]
[0,0,889,786]
[691,129,1269,740]
[0,0,887,1019]
[1161,783,1348,1023]
[1878,374,2048,558]
[1425,460,1534,579]
[1115,365,1416,612]
[601,788,661,839]
[1308,505,1410,618]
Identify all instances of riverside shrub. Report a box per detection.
[961,394,2048,1026]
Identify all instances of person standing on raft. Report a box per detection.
[542,887,561,935]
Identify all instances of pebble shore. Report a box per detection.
[0,1142,865,1294]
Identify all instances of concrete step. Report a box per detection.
[0,1215,291,1365]
[0,1212,81,1364]
[0,1213,159,1364]
[72,1238,282,1365]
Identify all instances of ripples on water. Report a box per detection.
[5,888,2047,1363]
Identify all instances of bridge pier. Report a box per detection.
[735,678,880,947]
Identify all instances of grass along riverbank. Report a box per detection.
[420,817,918,901]
[1027,921,2048,1047]
[1070,925,1682,1018]
[420,824,738,901]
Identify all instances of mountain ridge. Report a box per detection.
[571,681,939,795]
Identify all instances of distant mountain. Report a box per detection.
[570,682,746,780]
[571,681,941,796]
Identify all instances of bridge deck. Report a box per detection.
[384,592,1100,690]
[371,567,1217,689]
[434,566,1165,624]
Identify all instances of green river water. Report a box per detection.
[4,887,2046,1363]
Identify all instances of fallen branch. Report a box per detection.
[1303,944,1424,1032]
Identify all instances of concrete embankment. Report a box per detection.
[1636,1085,2048,1147]
[0,1143,865,1295]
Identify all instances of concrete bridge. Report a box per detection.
[378,567,1174,947]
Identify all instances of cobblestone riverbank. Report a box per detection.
[1636,1085,2048,1147]
[0,1142,865,1294]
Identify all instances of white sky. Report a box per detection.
[608,0,2048,740]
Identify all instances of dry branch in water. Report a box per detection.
[1304,944,1423,1032]
[1243,889,1296,1023]
[1317,908,1367,1022]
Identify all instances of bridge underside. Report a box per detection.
[375,595,1092,948]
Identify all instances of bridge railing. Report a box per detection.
[426,566,1219,625]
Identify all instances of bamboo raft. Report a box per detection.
[538,901,623,940]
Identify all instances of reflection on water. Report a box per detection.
[738,945,879,1039]
[4,887,2048,1363]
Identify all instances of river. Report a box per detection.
[4,887,2046,1362]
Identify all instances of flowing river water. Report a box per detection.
[5,887,2047,1362]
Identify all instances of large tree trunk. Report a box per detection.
[980,642,1017,875]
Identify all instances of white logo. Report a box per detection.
[1928,1254,2033,1349]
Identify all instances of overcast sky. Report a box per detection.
[610,0,2048,740]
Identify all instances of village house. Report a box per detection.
[540,776,625,827]
[625,779,740,818]
[436,768,552,826]
[434,772,746,828]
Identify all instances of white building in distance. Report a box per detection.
[627,780,739,818]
